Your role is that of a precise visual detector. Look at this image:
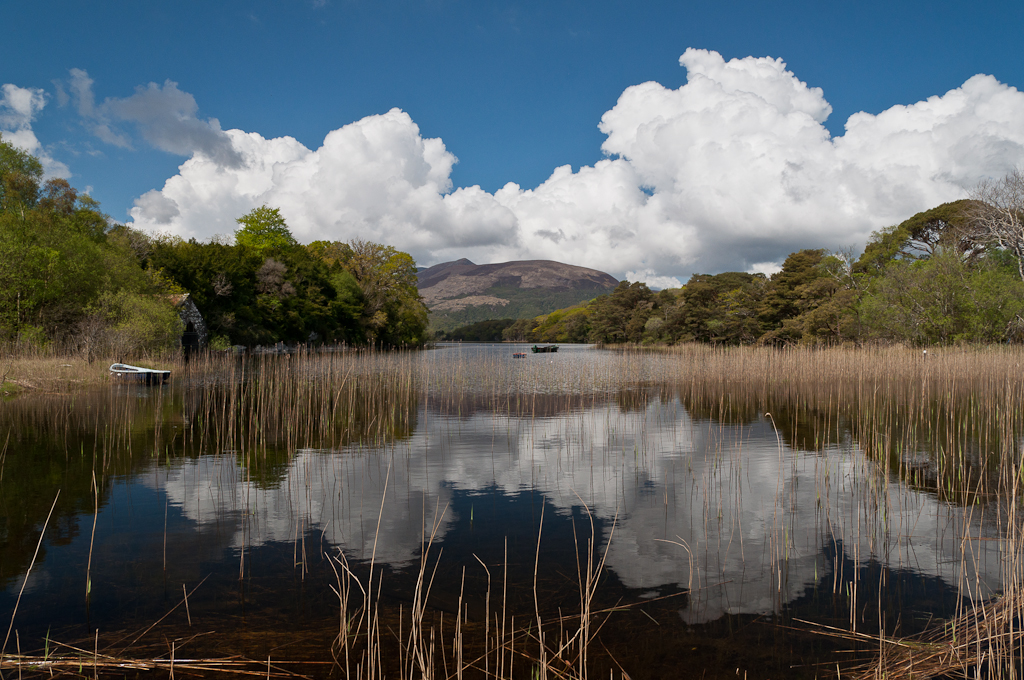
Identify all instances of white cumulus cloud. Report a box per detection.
[127,49,1024,280]
[0,84,70,178]
[131,109,517,250]
[624,269,683,290]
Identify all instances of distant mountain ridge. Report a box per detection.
[417,258,618,331]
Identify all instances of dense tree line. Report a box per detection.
[0,136,428,356]
[506,196,1024,347]
[0,136,182,358]
[435,318,516,341]
[147,219,428,348]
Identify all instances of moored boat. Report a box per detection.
[530,345,559,353]
[109,363,171,385]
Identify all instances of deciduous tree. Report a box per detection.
[0,133,43,213]
[234,206,297,251]
[338,239,427,346]
[970,169,1024,280]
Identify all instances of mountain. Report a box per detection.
[417,259,618,331]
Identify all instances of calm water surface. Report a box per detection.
[0,344,1006,677]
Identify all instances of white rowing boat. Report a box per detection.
[109,363,171,385]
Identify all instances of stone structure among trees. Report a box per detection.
[171,293,207,353]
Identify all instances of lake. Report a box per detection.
[0,344,1018,678]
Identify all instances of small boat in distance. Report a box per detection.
[531,345,559,354]
[512,352,527,358]
[109,363,171,385]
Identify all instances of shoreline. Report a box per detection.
[0,356,154,397]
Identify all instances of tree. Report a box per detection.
[502,318,535,342]
[664,276,718,343]
[658,272,762,344]
[0,133,43,212]
[716,281,766,344]
[898,200,981,262]
[587,281,653,344]
[970,169,1024,280]
[758,249,827,331]
[858,250,1024,345]
[856,201,981,278]
[234,206,297,251]
[754,250,869,346]
[0,136,184,355]
[86,289,183,360]
[855,225,910,277]
[341,240,428,346]
[149,235,365,347]
[529,305,593,343]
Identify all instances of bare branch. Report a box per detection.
[968,169,1024,280]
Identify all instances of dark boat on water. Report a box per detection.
[531,345,558,353]
[109,363,171,385]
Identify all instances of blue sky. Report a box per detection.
[3,0,1023,284]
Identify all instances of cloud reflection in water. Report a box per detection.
[150,395,1003,624]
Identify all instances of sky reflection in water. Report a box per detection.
[149,346,1002,624]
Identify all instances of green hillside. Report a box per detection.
[427,286,609,331]
[417,259,618,332]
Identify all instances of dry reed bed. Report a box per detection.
[0,356,116,395]
[831,587,1024,679]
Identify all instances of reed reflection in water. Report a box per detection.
[147,381,1003,625]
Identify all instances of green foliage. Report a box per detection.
[89,290,184,358]
[0,137,183,357]
[856,225,911,276]
[535,307,592,343]
[520,211,1024,348]
[0,133,43,212]
[329,268,366,340]
[859,250,1024,345]
[533,191,1024,347]
[341,239,428,346]
[307,239,353,266]
[438,318,516,341]
[148,236,365,347]
[757,251,865,346]
[856,201,980,278]
[757,249,827,330]
[588,281,655,344]
[502,318,536,342]
[234,205,297,251]
[662,272,764,344]
[4,137,1021,355]
[147,233,429,348]
[209,334,232,351]
[897,199,979,260]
